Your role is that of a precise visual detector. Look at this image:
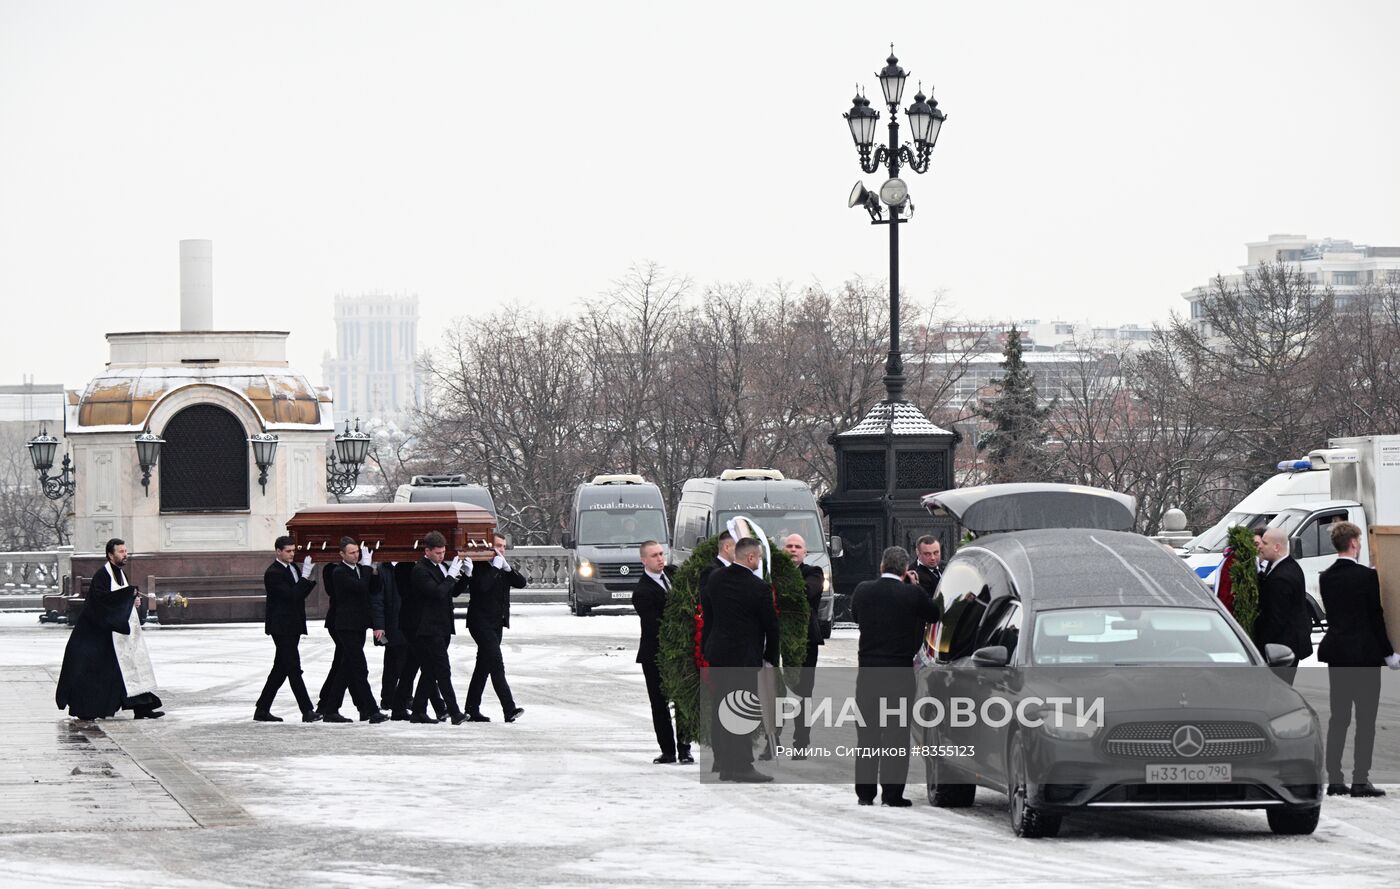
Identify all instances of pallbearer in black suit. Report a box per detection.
[1255,527,1313,685]
[782,534,824,754]
[254,536,321,723]
[701,536,780,783]
[318,537,387,724]
[465,533,528,723]
[1317,521,1400,798]
[634,540,692,764]
[409,531,473,725]
[381,562,446,721]
[905,535,944,605]
[851,546,941,807]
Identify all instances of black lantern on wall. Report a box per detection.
[249,432,279,495]
[326,417,370,500]
[134,431,165,496]
[26,426,75,500]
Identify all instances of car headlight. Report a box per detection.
[576,560,595,579]
[1269,708,1316,739]
[1038,710,1101,741]
[823,571,831,593]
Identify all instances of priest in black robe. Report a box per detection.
[55,538,164,720]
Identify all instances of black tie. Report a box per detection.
[289,564,298,584]
[661,574,670,591]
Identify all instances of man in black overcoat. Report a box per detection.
[700,536,779,782]
[1318,521,1399,797]
[254,535,321,722]
[782,533,824,753]
[1255,527,1314,685]
[409,531,472,725]
[318,537,387,723]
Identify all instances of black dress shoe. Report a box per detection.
[362,711,388,724]
[1351,782,1386,798]
[322,712,353,723]
[504,707,525,723]
[465,712,492,722]
[857,798,875,806]
[133,710,165,719]
[435,714,449,723]
[390,710,411,722]
[409,713,436,724]
[654,754,678,764]
[719,769,773,783]
[451,713,473,725]
[1327,782,1350,796]
[253,710,283,723]
[302,711,323,723]
[678,751,695,764]
[882,797,913,807]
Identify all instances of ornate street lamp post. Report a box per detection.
[134,431,165,496]
[823,47,957,624]
[326,418,371,501]
[26,426,75,501]
[249,432,280,495]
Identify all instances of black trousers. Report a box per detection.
[322,629,378,717]
[466,622,516,715]
[642,656,689,757]
[316,629,340,714]
[388,642,446,716]
[710,667,758,775]
[854,667,915,802]
[1327,666,1382,783]
[381,642,406,708]
[412,634,462,719]
[792,636,821,746]
[257,633,312,713]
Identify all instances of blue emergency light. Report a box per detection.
[1276,459,1312,472]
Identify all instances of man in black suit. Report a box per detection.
[905,535,943,597]
[254,536,321,722]
[381,562,446,721]
[698,530,735,595]
[409,531,473,725]
[464,533,528,723]
[851,545,942,807]
[1318,521,1399,798]
[634,539,692,764]
[1255,527,1313,685]
[318,537,387,724]
[701,536,780,782]
[782,533,824,754]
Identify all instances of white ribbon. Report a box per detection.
[724,515,772,582]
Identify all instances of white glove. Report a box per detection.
[491,553,507,571]
[446,556,464,579]
[300,555,313,579]
[359,545,373,567]
[1385,653,1400,670]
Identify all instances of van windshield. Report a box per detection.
[717,510,825,555]
[577,509,669,546]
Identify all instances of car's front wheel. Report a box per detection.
[926,739,975,808]
[1008,733,1061,838]
[1267,806,1320,835]
[568,586,591,617]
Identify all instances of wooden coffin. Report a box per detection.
[286,502,496,563]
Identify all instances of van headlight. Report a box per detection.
[1038,710,1101,741]
[822,571,831,593]
[1269,708,1316,739]
[576,560,595,579]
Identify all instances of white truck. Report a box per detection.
[1263,434,1400,598]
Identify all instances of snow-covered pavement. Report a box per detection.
[0,606,1396,888]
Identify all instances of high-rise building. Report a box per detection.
[322,293,423,428]
[1184,234,1400,335]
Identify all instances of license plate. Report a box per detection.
[1146,763,1231,783]
[611,592,631,600]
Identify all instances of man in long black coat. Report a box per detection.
[1317,521,1399,797]
[318,537,387,723]
[1255,527,1314,685]
[851,545,941,807]
[634,539,691,763]
[782,533,824,753]
[56,537,163,720]
[701,537,779,782]
[254,535,320,722]
[465,533,528,722]
[409,531,472,725]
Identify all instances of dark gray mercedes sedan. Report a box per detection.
[914,484,1324,838]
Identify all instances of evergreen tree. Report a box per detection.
[978,326,1052,482]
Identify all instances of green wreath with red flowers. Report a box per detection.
[657,532,808,746]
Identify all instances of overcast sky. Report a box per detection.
[3,0,1399,390]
